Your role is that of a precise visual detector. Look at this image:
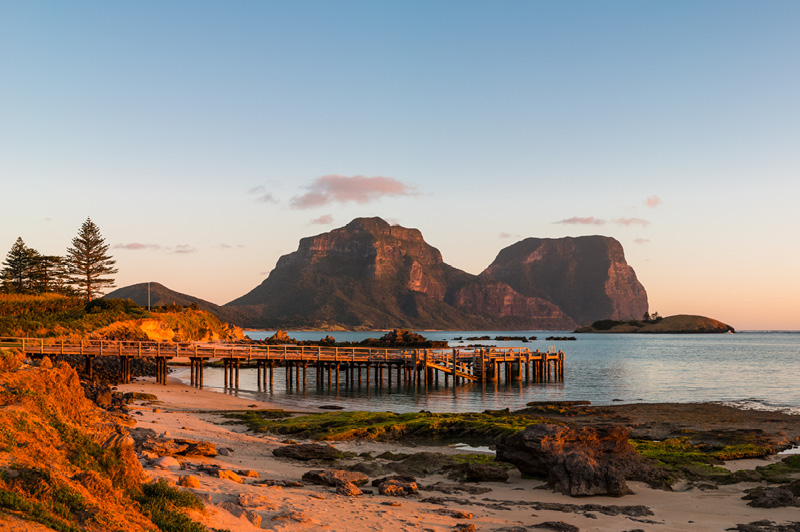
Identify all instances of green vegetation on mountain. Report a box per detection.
[575,314,735,333]
[0,294,242,340]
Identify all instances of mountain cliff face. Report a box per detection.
[110,219,648,330]
[483,236,648,325]
[228,218,486,329]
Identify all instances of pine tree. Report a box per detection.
[1,237,37,293]
[66,218,118,301]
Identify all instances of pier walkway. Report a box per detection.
[1,337,565,390]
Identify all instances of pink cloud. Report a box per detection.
[554,217,606,225]
[646,195,662,208]
[311,214,334,225]
[114,243,161,251]
[634,238,650,244]
[613,217,651,227]
[290,175,418,209]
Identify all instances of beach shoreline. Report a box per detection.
[115,377,800,532]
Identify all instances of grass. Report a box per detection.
[133,479,207,532]
[631,437,773,468]
[225,410,541,443]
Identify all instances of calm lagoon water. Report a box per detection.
[173,331,800,414]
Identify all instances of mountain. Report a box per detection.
[483,236,648,325]
[225,217,577,330]
[109,219,649,330]
[104,282,247,325]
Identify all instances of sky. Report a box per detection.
[1,1,799,330]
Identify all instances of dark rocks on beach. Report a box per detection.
[302,469,369,487]
[272,442,343,461]
[174,438,217,457]
[496,423,652,497]
[743,481,800,508]
[448,463,509,483]
[420,482,492,495]
[531,522,581,532]
[729,521,800,532]
[372,475,419,496]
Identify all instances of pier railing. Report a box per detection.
[0,337,565,389]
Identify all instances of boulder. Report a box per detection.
[373,475,418,496]
[216,469,244,484]
[449,463,509,483]
[496,423,650,497]
[272,443,342,461]
[178,475,201,488]
[743,485,800,508]
[153,456,180,469]
[336,482,363,496]
[302,469,369,487]
[175,438,217,457]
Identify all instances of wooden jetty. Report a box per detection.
[1,337,565,390]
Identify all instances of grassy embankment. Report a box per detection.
[0,347,218,532]
[0,293,241,341]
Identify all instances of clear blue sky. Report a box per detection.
[2,1,799,329]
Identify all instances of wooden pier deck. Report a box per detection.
[1,337,565,389]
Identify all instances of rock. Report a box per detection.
[302,469,369,487]
[175,438,217,457]
[531,522,581,532]
[153,456,180,469]
[436,509,473,519]
[373,476,418,496]
[743,486,800,508]
[454,524,476,532]
[336,481,363,496]
[219,501,262,527]
[420,482,492,495]
[496,423,651,497]
[237,493,273,509]
[236,469,259,478]
[95,390,113,407]
[218,447,233,456]
[216,469,244,483]
[729,521,800,532]
[272,510,310,523]
[272,443,343,461]
[449,463,509,483]
[178,475,201,488]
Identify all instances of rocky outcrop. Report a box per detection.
[222,218,647,330]
[575,314,735,334]
[272,442,343,461]
[496,424,653,497]
[449,277,577,330]
[484,236,648,326]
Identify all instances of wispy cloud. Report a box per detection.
[613,217,651,227]
[247,186,278,204]
[217,243,245,250]
[311,214,334,225]
[173,245,196,254]
[114,242,198,254]
[114,243,162,251]
[554,217,606,225]
[290,175,418,209]
[499,232,521,239]
[634,238,651,244]
[646,195,662,208]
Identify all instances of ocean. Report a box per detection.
[171,330,800,415]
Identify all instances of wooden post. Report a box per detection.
[235,359,240,388]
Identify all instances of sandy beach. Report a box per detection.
[115,377,799,532]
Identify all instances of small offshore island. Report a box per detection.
[576,314,736,334]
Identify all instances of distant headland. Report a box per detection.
[575,314,735,334]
